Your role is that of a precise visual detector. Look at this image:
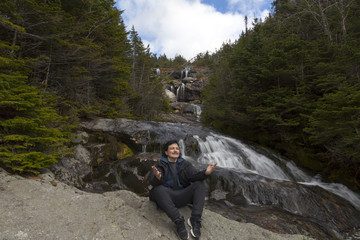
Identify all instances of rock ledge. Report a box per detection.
[0,168,314,240]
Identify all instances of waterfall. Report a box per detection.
[193,133,291,181]
[141,130,151,153]
[176,83,186,102]
[185,67,189,78]
[178,139,187,158]
[142,144,147,153]
[302,179,360,210]
[192,104,202,121]
[181,66,191,79]
[192,132,360,210]
[155,68,160,75]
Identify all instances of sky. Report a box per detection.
[116,0,274,60]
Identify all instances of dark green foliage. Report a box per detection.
[202,0,360,189]
[0,40,72,173]
[0,0,167,174]
[128,26,169,119]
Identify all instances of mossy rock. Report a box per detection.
[117,142,134,159]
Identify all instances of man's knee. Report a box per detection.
[150,185,168,201]
[192,180,205,190]
[152,185,168,193]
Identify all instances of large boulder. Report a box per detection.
[50,145,92,189]
[80,118,211,150]
[164,89,176,103]
[0,168,314,240]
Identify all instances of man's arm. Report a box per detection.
[150,164,164,187]
[205,162,217,175]
[185,161,216,182]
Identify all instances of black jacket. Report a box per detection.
[150,157,207,190]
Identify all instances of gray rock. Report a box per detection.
[164,89,177,103]
[72,131,89,144]
[49,145,93,189]
[73,145,91,166]
[182,77,197,82]
[0,168,314,240]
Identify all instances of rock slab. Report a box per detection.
[0,168,314,240]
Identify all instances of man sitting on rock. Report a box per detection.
[149,140,217,240]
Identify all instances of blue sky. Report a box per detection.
[116,0,274,60]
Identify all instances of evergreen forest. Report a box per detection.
[1,0,359,190]
[201,0,360,190]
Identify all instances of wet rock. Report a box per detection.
[206,167,360,240]
[210,189,229,201]
[183,135,201,157]
[116,152,160,195]
[80,118,211,149]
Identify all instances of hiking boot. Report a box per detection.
[174,217,189,240]
[187,217,201,239]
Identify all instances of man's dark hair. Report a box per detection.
[162,140,181,158]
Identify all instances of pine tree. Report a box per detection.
[0,39,71,174]
[128,26,167,119]
[202,0,360,189]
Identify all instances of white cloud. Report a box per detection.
[117,0,270,60]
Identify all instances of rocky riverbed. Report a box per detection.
[0,167,314,240]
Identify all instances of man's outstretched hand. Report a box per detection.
[152,166,162,180]
[205,162,217,175]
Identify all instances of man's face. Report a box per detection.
[165,143,180,159]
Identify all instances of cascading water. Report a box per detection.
[178,139,187,158]
[181,66,191,79]
[191,104,202,121]
[177,66,191,101]
[193,134,291,180]
[170,85,175,95]
[190,132,360,210]
[176,83,186,102]
[142,144,147,153]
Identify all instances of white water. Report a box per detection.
[189,132,360,210]
[142,145,147,153]
[189,104,202,121]
[301,179,360,210]
[181,66,191,79]
[176,83,186,102]
[193,133,291,180]
[178,139,187,158]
